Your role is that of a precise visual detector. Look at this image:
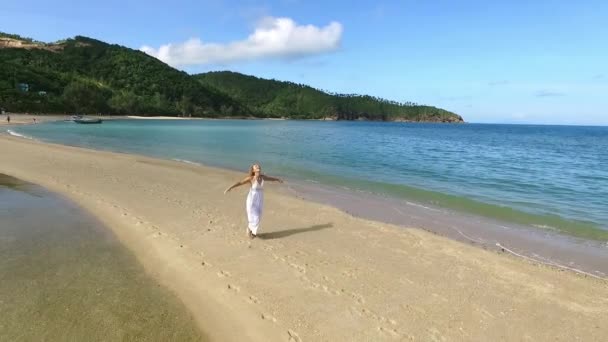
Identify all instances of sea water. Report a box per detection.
[11,120,608,240]
[0,174,204,341]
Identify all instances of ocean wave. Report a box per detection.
[6,129,36,141]
[405,201,441,212]
[172,158,201,166]
[532,224,559,232]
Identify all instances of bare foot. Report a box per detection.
[247,229,253,239]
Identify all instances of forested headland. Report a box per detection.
[0,32,464,123]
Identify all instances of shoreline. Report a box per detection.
[280,180,608,279]
[0,135,284,341]
[1,112,466,123]
[0,174,206,340]
[10,118,606,241]
[163,160,608,279]
[6,120,606,278]
[0,113,65,126]
[1,134,607,340]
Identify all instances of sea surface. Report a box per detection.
[0,174,204,341]
[9,119,608,240]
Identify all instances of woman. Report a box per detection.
[224,163,283,239]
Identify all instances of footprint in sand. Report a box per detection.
[289,262,306,274]
[217,270,231,278]
[260,313,277,322]
[377,326,400,338]
[322,275,334,283]
[287,329,301,342]
[226,284,240,293]
[351,306,389,323]
[247,295,260,304]
[339,291,365,304]
[342,270,357,279]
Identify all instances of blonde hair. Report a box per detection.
[249,163,261,177]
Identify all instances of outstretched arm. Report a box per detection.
[224,176,252,194]
[263,175,284,183]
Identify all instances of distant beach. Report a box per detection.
[0,113,64,126]
[1,134,606,341]
[127,115,194,120]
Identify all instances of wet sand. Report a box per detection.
[1,135,607,341]
[0,174,205,341]
[283,181,608,279]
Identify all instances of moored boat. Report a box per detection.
[73,117,103,124]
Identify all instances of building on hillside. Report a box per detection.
[18,83,29,92]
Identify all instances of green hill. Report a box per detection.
[0,32,464,122]
[195,71,464,122]
[0,33,246,116]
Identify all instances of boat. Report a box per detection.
[73,117,103,124]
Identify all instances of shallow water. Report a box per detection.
[11,120,608,240]
[0,174,204,341]
[283,180,608,279]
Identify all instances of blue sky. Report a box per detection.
[2,0,607,125]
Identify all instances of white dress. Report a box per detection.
[246,178,264,235]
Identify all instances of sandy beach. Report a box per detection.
[0,113,67,126]
[0,113,166,126]
[127,115,194,120]
[1,134,606,341]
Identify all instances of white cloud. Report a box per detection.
[141,16,343,66]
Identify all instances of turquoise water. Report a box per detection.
[10,120,608,240]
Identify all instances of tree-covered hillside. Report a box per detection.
[1,32,463,122]
[195,71,464,122]
[0,33,245,116]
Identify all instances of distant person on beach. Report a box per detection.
[6,115,10,123]
[224,163,283,239]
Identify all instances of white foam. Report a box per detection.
[495,242,607,281]
[172,158,201,166]
[6,129,36,141]
[532,224,559,232]
[405,201,441,212]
